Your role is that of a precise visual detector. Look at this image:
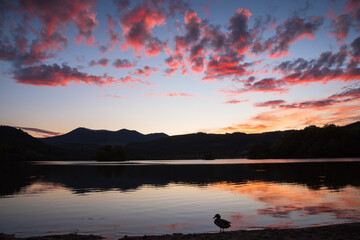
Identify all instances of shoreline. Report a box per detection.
[1,223,360,240]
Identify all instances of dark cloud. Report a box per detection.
[190,56,204,73]
[274,45,359,85]
[172,10,202,55]
[119,2,166,52]
[0,0,100,69]
[20,0,98,46]
[281,99,338,109]
[183,10,201,45]
[227,8,252,55]
[89,58,109,67]
[351,37,360,59]
[98,14,121,53]
[202,24,226,51]
[220,77,287,95]
[163,67,178,77]
[113,0,130,11]
[118,0,188,54]
[12,63,115,86]
[276,46,347,74]
[329,85,360,100]
[251,15,323,58]
[134,65,158,77]
[164,53,183,68]
[243,78,287,93]
[167,0,190,16]
[255,100,286,108]
[145,37,166,56]
[0,38,56,67]
[328,0,360,42]
[256,85,360,110]
[112,58,136,69]
[269,15,323,58]
[224,99,248,104]
[330,14,353,42]
[275,58,310,73]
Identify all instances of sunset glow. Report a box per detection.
[1,0,359,136]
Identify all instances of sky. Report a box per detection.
[0,0,360,138]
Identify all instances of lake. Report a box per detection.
[1,159,360,239]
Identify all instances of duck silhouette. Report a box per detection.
[213,214,231,232]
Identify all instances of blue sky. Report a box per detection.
[1,0,359,137]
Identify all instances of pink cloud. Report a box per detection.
[134,65,158,77]
[146,92,195,97]
[145,37,166,57]
[119,2,166,53]
[12,63,115,87]
[20,0,98,46]
[165,53,184,68]
[252,85,360,111]
[15,126,62,138]
[119,74,152,87]
[214,100,360,134]
[166,92,195,97]
[225,99,249,104]
[327,0,360,43]
[163,67,178,77]
[227,8,253,56]
[202,52,247,81]
[272,45,359,87]
[98,14,122,54]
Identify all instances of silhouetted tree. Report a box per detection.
[95,145,127,161]
[247,123,360,159]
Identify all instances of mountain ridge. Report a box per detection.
[41,127,169,146]
[1,121,359,161]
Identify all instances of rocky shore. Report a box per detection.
[1,223,360,240]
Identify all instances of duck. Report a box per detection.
[213,214,231,232]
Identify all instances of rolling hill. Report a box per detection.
[2,121,359,161]
[0,126,66,161]
[41,127,168,146]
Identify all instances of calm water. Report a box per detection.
[1,159,360,239]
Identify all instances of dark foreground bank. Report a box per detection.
[1,223,360,240]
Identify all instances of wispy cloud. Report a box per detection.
[145,92,195,97]
[15,126,62,138]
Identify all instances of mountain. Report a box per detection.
[343,121,360,129]
[41,127,169,146]
[0,126,65,161]
[40,127,168,158]
[2,121,359,161]
[124,121,360,160]
[125,131,286,160]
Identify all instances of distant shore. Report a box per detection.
[1,223,360,240]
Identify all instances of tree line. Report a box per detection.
[247,123,360,159]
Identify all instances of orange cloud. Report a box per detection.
[211,181,360,221]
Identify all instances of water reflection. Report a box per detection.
[2,161,360,196]
[0,160,360,239]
